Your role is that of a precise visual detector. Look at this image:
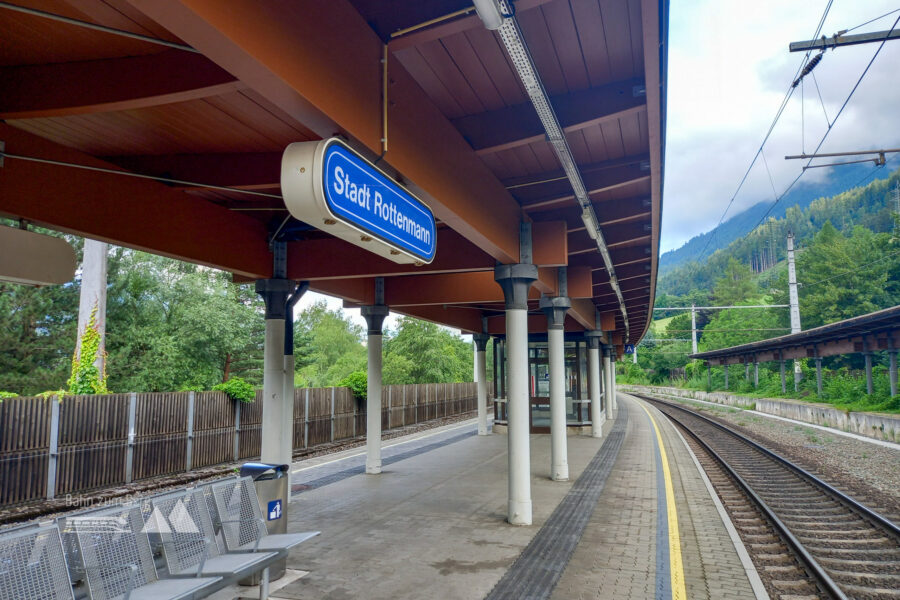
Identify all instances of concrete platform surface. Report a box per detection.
[211,394,762,599]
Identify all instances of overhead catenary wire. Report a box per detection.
[0,151,284,200]
[746,12,900,234]
[845,6,900,33]
[696,0,834,262]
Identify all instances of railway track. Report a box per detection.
[635,394,900,600]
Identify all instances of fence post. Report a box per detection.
[330,387,335,443]
[304,388,310,448]
[415,385,419,424]
[185,392,195,472]
[402,386,406,427]
[387,386,392,430]
[46,397,60,500]
[233,401,241,462]
[353,386,357,438]
[125,393,137,483]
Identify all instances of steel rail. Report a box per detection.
[639,394,900,539]
[637,395,848,600]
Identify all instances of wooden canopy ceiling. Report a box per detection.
[0,0,667,346]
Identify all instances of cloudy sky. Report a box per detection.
[662,0,900,252]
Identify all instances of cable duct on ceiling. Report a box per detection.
[473,0,630,341]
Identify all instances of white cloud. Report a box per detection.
[662,0,900,252]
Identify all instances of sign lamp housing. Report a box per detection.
[281,138,436,265]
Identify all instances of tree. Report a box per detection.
[712,258,757,305]
[383,317,473,383]
[792,223,898,328]
[294,301,366,387]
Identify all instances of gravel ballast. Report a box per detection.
[639,391,900,525]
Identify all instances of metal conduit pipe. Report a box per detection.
[473,0,631,341]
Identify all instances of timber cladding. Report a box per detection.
[0,382,484,507]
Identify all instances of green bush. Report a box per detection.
[212,376,256,403]
[0,391,18,400]
[338,370,367,400]
[67,304,110,395]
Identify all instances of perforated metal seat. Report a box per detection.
[0,524,74,600]
[148,488,280,582]
[68,504,221,600]
[210,477,319,553]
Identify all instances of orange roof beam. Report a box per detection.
[128,0,523,264]
[0,123,272,278]
[0,50,243,119]
[454,79,646,156]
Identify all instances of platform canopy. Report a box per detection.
[0,0,667,347]
[690,305,900,365]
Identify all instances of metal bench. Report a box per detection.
[209,477,319,553]
[0,524,74,600]
[67,503,221,600]
[147,487,282,599]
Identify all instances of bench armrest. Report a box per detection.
[217,518,264,551]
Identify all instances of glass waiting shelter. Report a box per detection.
[492,335,598,434]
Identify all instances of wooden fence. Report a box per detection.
[0,382,483,507]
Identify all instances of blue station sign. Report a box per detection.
[281,138,437,265]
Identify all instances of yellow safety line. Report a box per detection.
[638,401,688,600]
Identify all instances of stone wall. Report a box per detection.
[621,385,900,443]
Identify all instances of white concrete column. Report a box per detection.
[473,333,490,436]
[256,277,294,467]
[75,238,108,374]
[540,296,570,481]
[495,264,538,525]
[587,336,603,437]
[611,354,618,411]
[261,318,287,464]
[603,347,614,416]
[281,283,306,479]
[362,304,389,474]
[548,327,568,479]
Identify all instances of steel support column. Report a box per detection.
[495,263,538,525]
[473,333,491,436]
[815,357,824,395]
[724,365,729,389]
[864,352,874,395]
[779,356,786,394]
[890,347,898,398]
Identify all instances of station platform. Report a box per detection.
[214,393,765,600]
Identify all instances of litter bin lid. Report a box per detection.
[240,462,289,480]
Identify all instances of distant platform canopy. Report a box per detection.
[0,0,668,348]
[689,305,900,365]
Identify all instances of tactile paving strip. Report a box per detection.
[485,403,629,600]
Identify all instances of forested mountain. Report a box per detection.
[658,167,900,297]
[631,166,900,406]
[659,164,890,275]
